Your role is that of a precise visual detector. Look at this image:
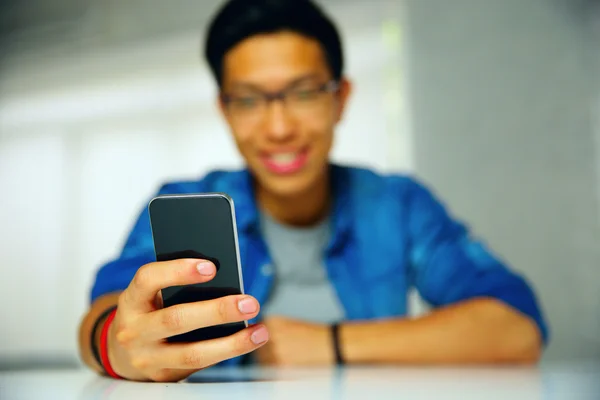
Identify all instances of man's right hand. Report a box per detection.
[106,258,266,382]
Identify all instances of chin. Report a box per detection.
[259,172,318,198]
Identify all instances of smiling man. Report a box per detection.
[79,0,549,382]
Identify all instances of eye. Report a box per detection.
[231,95,261,109]
[291,88,319,101]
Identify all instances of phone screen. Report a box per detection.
[148,194,246,343]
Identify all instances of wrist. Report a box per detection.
[91,306,117,371]
[106,315,122,377]
[105,312,146,381]
[331,323,345,365]
[100,309,122,379]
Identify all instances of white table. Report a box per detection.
[1,362,598,400]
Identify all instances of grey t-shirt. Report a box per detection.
[259,212,345,324]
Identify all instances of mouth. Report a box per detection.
[260,148,309,175]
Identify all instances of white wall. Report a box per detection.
[592,4,600,228]
[0,1,409,364]
[404,0,600,361]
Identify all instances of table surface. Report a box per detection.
[1,362,599,400]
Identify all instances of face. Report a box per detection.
[219,31,351,198]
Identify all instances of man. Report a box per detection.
[78,0,548,382]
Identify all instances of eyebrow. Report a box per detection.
[227,73,323,92]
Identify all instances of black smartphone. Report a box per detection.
[148,193,247,343]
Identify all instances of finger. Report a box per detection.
[156,324,270,370]
[140,295,261,341]
[124,259,216,313]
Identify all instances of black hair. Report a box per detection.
[204,0,344,87]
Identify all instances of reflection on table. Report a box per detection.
[0,362,598,400]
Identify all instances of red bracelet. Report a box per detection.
[100,308,122,379]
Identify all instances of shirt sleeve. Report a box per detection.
[405,179,549,345]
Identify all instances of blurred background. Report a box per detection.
[0,0,599,368]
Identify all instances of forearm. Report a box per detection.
[78,292,122,373]
[340,297,542,365]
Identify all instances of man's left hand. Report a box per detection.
[254,316,335,366]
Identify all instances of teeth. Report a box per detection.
[270,152,298,165]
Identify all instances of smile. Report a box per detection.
[261,149,309,174]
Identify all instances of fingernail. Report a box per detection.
[196,261,215,276]
[251,326,269,345]
[237,297,258,314]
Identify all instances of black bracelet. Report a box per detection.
[90,306,118,367]
[331,323,344,365]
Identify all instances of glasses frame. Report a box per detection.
[220,80,341,110]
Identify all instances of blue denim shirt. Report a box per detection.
[91,164,549,359]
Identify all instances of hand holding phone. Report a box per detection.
[106,259,268,382]
[103,194,269,382]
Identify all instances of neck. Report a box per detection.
[256,171,331,227]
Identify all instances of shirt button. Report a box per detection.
[261,264,273,276]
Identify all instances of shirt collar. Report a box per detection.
[227,168,260,234]
[228,164,353,247]
[327,164,352,252]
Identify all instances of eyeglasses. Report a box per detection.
[221,80,340,124]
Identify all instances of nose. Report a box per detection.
[264,100,295,141]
